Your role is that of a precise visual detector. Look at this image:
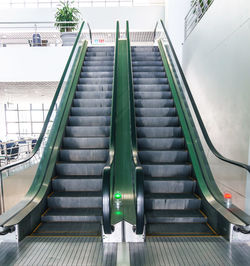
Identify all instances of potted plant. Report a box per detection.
[55,1,81,46]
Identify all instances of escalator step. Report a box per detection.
[68,116,110,126]
[75,91,112,99]
[135,99,174,108]
[137,138,185,150]
[52,176,102,192]
[84,56,114,61]
[63,137,109,149]
[144,176,195,193]
[142,164,192,177]
[77,84,112,91]
[134,84,170,91]
[84,61,113,66]
[133,66,164,72]
[146,210,207,223]
[71,107,111,116]
[86,51,114,56]
[136,117,179,127]
[47,191,102,208]
[134,91,172,99]
[132,56,162,61]
[136,107,176,117]
[32,222,101,236]
[132,61,163,66]
[133,78,168,84]
[80,72,113,78]
[137,127,182,138]
[78,77,113,84]
[146,223,216,236]
[139,150,188,164]
[88,47,114,51]
[65,126,110,137]
[73,99,112,107]
[41,208,102,222]
[56,162,105,176]
[59,149,108,162]
[145,193,201,210]
[133,72,165,78]
[82,66,114,73]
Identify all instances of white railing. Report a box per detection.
[0,138,46,167]
[0,0,164,8]
[185,0,214,40]
[0,21,82,47]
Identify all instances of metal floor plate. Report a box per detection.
[0,237,117,266]
[129,236,250,266]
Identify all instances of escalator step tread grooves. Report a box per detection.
[34,46,114,237]
[132,46,216,237]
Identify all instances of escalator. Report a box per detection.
[31,47,114,236]
[132,46,216,236]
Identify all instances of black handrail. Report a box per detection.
[158,19,250,173]
[126,21,144,235]
[102,21,119,234]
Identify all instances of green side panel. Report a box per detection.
[112,40,136,225]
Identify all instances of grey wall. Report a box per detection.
[182,0,250,211]
[165,0,190,61]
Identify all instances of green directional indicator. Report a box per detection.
[114,192,122,200]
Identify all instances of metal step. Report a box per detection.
[146,210,207,223]
[137,127,182,138]
[139,150,188,164]
[82,66,114,73]
[146,223,215,236]
[132,61,163,66]
[63,137,109,149]
[71,107,111,116]
[135,107,176,117]
[145,193,201,210]
[134,84,170,91]
[52,176,102,192]
[32,222,101,236]
[133,66,164,72]
[137,138,185,150]
[59,149,108,162]
[78,78,113,84]
[42,208,102,222]
[133,78,168,84]
[86,51,114,56]
[73,99,111,107]
[68,116,110,126]
[75,91,112,99]
[144,176,195,193]
[135,99,174,108]
[84,56,114,61]
[136,117,179,127]
[134,91,172,99]
[142,164,192,178]
[47,191,102,208]
[84,61,113,66]
[80,72,113,78]
[65,126,110,137]
[56,162,105,176]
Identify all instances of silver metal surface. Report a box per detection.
[103,221,144,243]
[185,0,214,39]
[0,236,117,265]
[117,243,130,266]
[130,236,250,266]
